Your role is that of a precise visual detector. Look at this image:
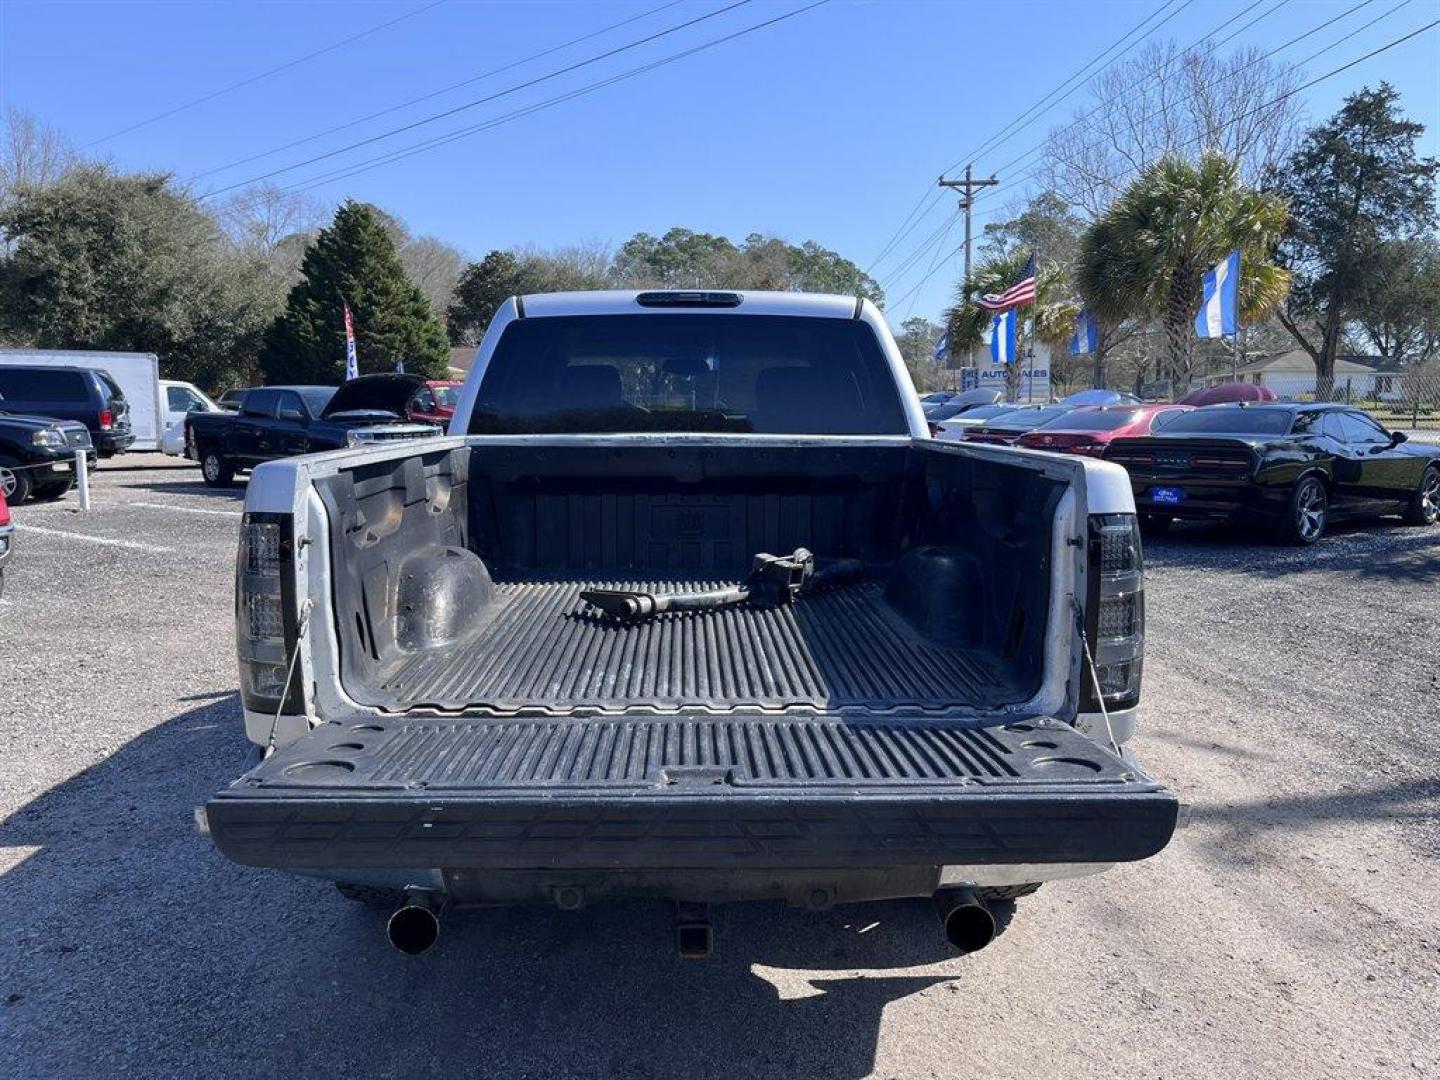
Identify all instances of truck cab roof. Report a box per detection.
[516,289,867,320]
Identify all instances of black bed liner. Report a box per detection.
[371,579,1015,714]
[207,715,1178,871]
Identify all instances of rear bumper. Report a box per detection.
[208,788,1178,872]
[94,431,134,456]
[1130,475,1281,521]
[207,716,1179,874]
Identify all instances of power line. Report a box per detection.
[193,0,687,181]
[885,0,1382,283]
[982,0,1383,191]
[83,0,449,148]
[901,215,959,321]
[879,211,959,289]
[983,0,1408,203]
[881,8,1434,324]
[868,0,1289,280]
[865,0,1187,275]
[946,0,1196,174]
[201,0,756,199]
[890,13,1440,320]
[275,1,833,197]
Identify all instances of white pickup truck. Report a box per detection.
[204,290,1176,957]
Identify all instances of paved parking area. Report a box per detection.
[1,458,1437,1079]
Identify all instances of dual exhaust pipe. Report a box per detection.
[934,886,997,954]
[386,890,447,956]
[384,886,996,957]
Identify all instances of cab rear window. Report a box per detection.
[467,314,909,436]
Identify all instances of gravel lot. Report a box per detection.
[2,457,1437,1080]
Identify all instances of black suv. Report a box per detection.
[0,366,134,458]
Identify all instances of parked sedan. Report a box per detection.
[1174,382,1276,406]
[962,403,1078,445]
[1018,404,1191,457]
[930,403,1022,440]
[1105,403,1440,544]
[1059,389,1143,407]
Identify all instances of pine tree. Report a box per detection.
[261,200,449,383]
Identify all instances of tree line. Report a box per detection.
[2,62,1434,403]
[0,111,882,393]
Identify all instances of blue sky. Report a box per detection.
[2,0,1437,325]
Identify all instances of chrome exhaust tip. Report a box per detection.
[934,886,996,954]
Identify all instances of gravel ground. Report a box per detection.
[1,458,1437,1080]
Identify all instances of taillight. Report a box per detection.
[99,409,113,430]
[236,513,303,715]
[1108,450,1153,466]
[0,494,10,527]
[1083,513,1144,711]
[1191,453,1251,469]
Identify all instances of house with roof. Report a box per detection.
[447,345,477,378]
[1203,350,1398,401]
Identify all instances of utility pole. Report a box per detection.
[938,164,998,370]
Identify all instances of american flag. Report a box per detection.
[976,255,1037,311]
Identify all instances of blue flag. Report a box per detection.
[990,310,1017,365]
[1196,250,1240,338]
[1069,311,1099,356]
[932,330,949,364]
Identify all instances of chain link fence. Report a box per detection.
[1228,368,1440,434]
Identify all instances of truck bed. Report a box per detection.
[374,577,1015,714]
[207,714,1178,872]
[321,440,1070,718]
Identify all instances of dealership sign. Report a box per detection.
[961,363,1051,402]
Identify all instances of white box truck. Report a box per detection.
[0,349,168,451]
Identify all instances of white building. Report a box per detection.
[1206,350,1397,401]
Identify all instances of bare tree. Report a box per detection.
[1043,42,1303,219]
[359,203,471,318]
[218,184,326,255]
[0,108,76,205]
[400,234,467,319]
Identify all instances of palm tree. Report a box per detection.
[946,252,1077,401]
[1077,151,1289,394]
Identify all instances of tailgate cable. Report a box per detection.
[265,598,314,754]
[1072,597,1120,756]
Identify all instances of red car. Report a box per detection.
[1174,382,1276,407]
[0,488,12,599]
[1017,404,1192,457]
[405,379,462,427]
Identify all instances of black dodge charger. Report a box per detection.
[1105,402,1440,544]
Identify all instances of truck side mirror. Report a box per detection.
[1390,430,1408,445]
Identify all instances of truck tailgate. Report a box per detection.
[209,716,1177,871]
